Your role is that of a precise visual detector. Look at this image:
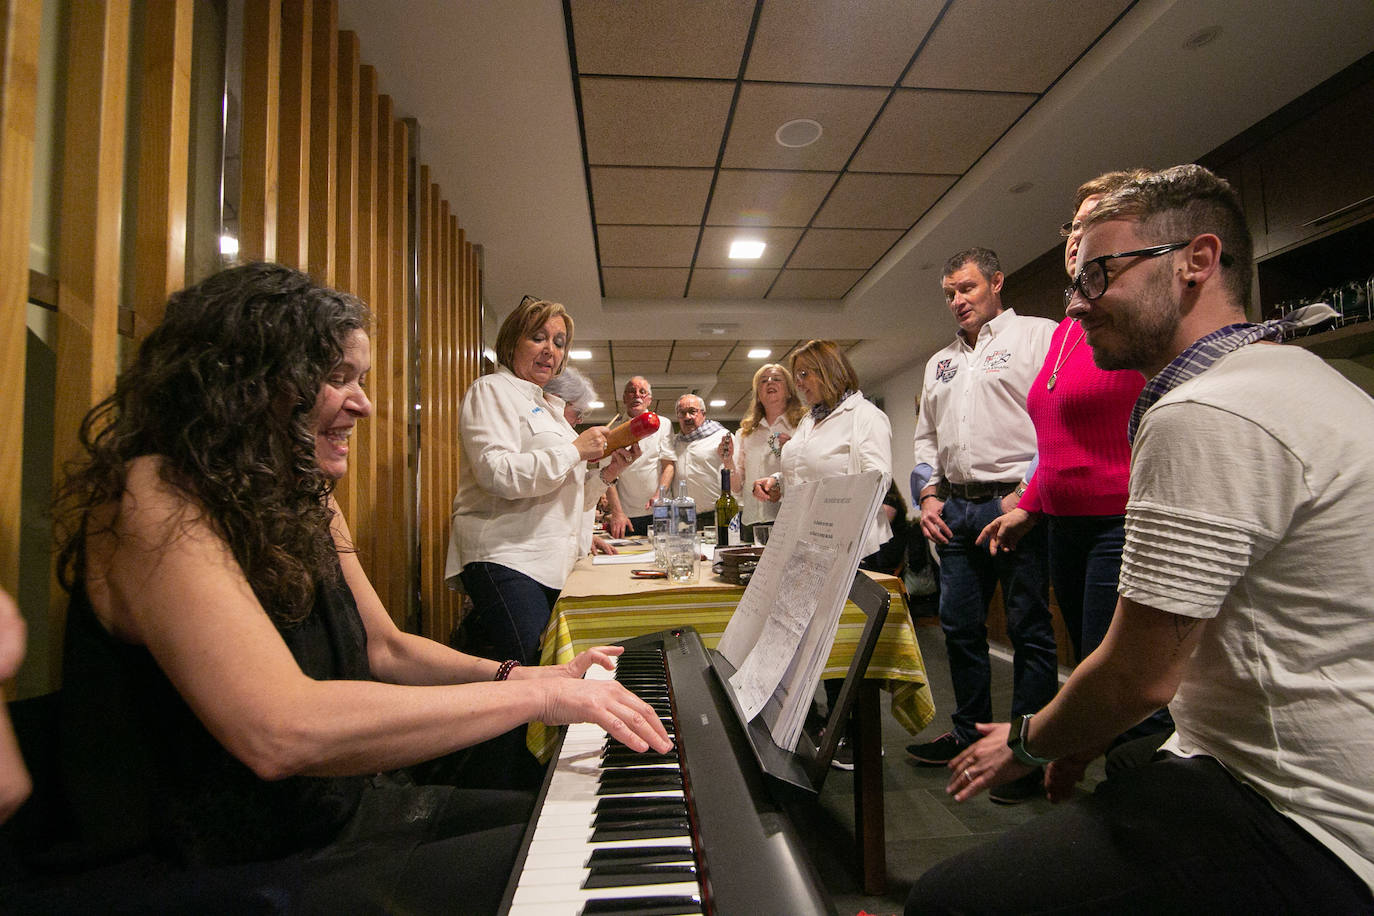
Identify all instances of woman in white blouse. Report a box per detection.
[718,363,804,536]
[753,340,893,559]
[445,298,640,666]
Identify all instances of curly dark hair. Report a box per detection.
[56,263,371,626]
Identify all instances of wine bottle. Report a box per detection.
[716,468,740,547]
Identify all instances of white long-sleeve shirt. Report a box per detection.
[912,308,1054,488]
[613,416,672,518]
[735,415,796,525]
[780,391,892,557]
[445,366,606,589]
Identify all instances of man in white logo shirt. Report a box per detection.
[908,247,1057,805]
[602,376,672,537]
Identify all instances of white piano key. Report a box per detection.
[510,879,701,906]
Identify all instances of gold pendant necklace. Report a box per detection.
[1046,322,1085,391]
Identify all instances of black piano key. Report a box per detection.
[597,769,683,794]
[586,846,696,868]
[601,749,679,767]
[593,798,687,819]
[579,894,702,916]
[583,863,698,889]
[590,817,691,841]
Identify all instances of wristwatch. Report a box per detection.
[1007,714,1054,766]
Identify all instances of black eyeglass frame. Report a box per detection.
[1067,240,1233,302]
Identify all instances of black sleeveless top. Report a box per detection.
[58,556,372,868]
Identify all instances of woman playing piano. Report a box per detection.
[33,264,670,912]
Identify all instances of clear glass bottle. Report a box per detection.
[651,485,671,570]
[668,481,698,582]
[715,468,741,547]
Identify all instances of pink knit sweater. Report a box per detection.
[1019,316,1144,517]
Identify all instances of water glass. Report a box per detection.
[666,533,699,583]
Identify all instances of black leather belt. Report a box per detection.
[939,480,1019,501]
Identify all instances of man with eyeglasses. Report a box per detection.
[907,246,1058,804]
[906,165,1372,914]
[657,394,729,529]
[602,376,672,537]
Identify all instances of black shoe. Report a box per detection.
[830,738,854,771]
[906,731,968,766]
[989,767,1044,805]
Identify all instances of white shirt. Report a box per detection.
[660,426,729,512]
[735,415,796,525]
[613,415,672,518]
[780,391,893,557]
[445,366,605,589]
[912,308,1054,487]
[1121,346,1374,890]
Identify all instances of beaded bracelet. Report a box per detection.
[494,659,522,681]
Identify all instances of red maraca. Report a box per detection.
[599,411,660,458]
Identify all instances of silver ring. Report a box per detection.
[963,768,972,782]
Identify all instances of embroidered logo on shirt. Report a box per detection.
[935,359,957,383]
[982,349,1011,372]
[531,405,545,415]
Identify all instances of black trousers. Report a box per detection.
[906,751,1373,915]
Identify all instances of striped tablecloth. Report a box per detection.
[528,556,936,760]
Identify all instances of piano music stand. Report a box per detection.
[707,571,891,892]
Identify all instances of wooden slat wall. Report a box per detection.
[1,3,487,693]
[0,0,41,606]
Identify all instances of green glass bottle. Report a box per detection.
[716,468,741,547]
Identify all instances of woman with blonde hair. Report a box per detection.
[718,362,804,536]
[753,340,892,560]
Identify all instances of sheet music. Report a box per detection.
[719,470,886,748]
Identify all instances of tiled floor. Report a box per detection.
[799,622,1104,916]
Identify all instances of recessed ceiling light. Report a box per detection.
[588,400,604,409]
[775,118,823,149]
[748,348,771,359]
[569,349,592,360]
[729,239,766,260]
[709,399,726,407]
[1183,26,1221,50]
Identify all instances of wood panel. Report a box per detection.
[51,0,131,672]
[371,95,395,612]
[238,0,278,262]
[0,0,41,601]
[305,0,335,283]
[332,28,359,527]
[129,0,192,339]
[387,116,411,623]
[417,170,436,634]
[351,63,378,576]
[275,0,310,268]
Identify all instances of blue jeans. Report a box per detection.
[459,562,560,666]
[936,495,1056,745]
[1047,514,1126,663]
[1048,514,1173,744]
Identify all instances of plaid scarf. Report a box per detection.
[810,389,858,423]
[1128,303,1337,444]
[676,418,724,444]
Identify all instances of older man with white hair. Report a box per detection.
[658,394,729,529]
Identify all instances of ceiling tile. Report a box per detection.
[695,225,804,268]
[768,268,867,299]
[673,341,733,361]
[721,82,888,171]
[747,0,944,86]
[706,168,837,227]
[904,0,1131,93]
[787,228,903,269]
[666,359,725,375]
[581,77,735,166]
[850,88,1034,173]
[591,167,715,224]
[601,267,689,298]
[570,0,755,79]
[687,268,779,298]
[598,225,700,266]
[608,340,676,353]
[813,171,956,228]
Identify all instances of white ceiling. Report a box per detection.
[337,0,1374,422]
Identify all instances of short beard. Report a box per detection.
[1090,265,1182,374]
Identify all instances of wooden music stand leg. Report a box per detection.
[851,678,887,894]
